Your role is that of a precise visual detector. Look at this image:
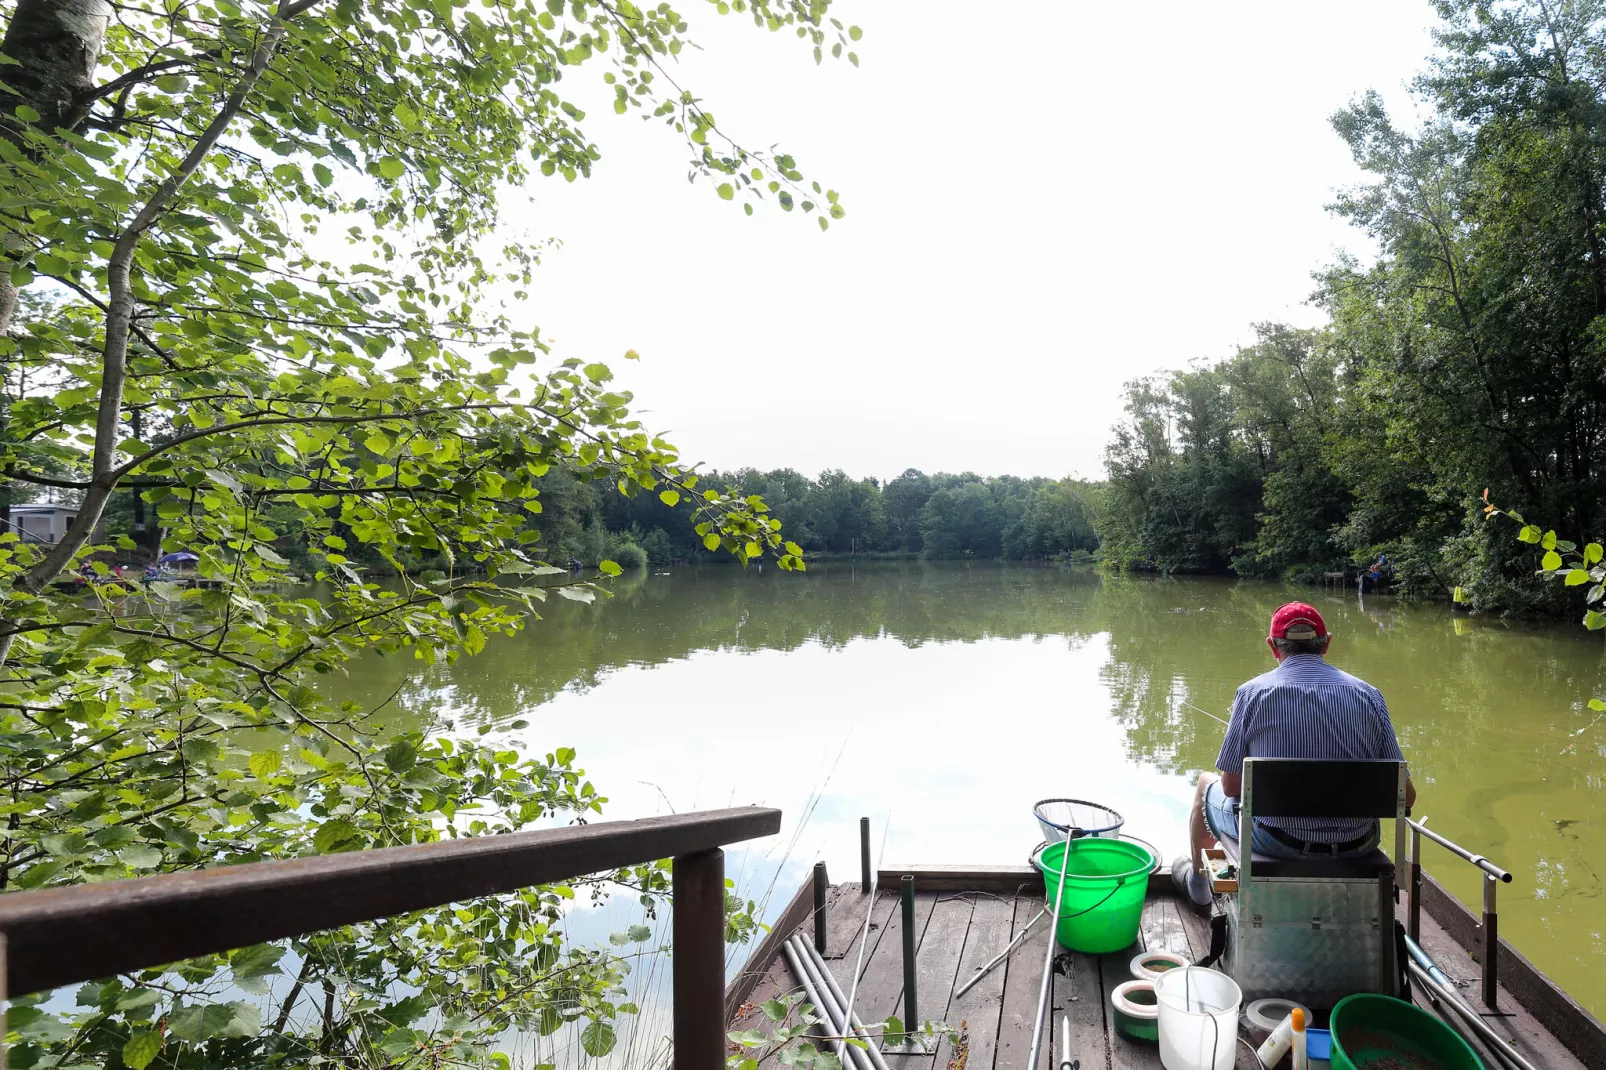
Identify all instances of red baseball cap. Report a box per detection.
[1269,602,1327,640]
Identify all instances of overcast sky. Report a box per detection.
[502,1,1438,483]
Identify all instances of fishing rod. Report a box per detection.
[1180,698,1230,728]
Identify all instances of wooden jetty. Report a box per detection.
[728,864,1602,1070]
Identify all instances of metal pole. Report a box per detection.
[1407,961,1532,1070]
[814,861,829,954]
[1027,843,1073,1070]
[793,935,894,1070]
[899,875,918,1029]
[1482,873,1499,1009]
[782,939,876,1070]
[860,817,872,893]
[672,849,724,1070]
[1408,822,1422,943]
[954,908,1045,999]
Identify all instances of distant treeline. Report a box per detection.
[1098,6,1606,616]
[550,467,1102,567]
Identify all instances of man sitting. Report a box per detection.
[1171,602,1416,908]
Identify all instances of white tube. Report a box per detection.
[1256,1015,1294,1067]
[782,939,876,1070]
[789,935,889,1070]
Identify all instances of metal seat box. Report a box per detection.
[1217,758,1408,1009]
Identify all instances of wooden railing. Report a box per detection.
[0,806,781,1068]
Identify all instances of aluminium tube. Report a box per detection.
[1026,842,1074,1070]
[954,908,1046,999]
[789,935,893,1070]
[793,934,893,1070]
[782,938,876,1070]
[1407,961,1534,1070]
[1406,818,1512,883]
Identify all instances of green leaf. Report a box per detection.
[1589,699,1606,712]
[314,818,364,853]
[717,183,735,200]
[123,1031,162,1070]
[598,559,623,577]
[784,541,803,556]
[1541,550,1564,571]
[762,998,789,1022]
[1566,569,1591,586]
[180,737,220,763]
[1586,610,1606,631]
[313,162,334,186]
[627,923,651,941]
[703,532,721,551]
[377,157,406,180]
[848,25,863,40]
[580,1021,617,1057]
[659,490,680,507]
[13,104,41,123]
[1542,530,1558,550]
[117,844,163,869]
[383,739,417,773]
[1586,543,1603,565]
[248,751,283,778]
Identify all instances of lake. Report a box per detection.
[322,561,1606,1018]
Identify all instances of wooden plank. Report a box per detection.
[994,895,1057,1070]
[728,875,816,1022]
[838,891,940,1037]
[823,889,900,995]
[824,883,880,960]
[885,895,976,1070]
[1417,871,1605,1068]
[1171,891,1213,964]
[1138,894,1194,964]
[935,897,1016,1070]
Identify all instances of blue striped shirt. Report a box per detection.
[1216,654,1405,843]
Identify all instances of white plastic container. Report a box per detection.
[1154,966,1242,1070]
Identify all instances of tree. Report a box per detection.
[0,0,850,1063]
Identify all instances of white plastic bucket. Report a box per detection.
[1154,966,1242,1070]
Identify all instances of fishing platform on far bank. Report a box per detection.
[726,861,1602,1070]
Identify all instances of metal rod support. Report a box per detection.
[1406,818,1512,882]
[860,817,872,893]
[1027,842,1073,1070]
[1408,824,1422,943]
[899,875,918,1028]
[672,848,725,1070]
[814,861,829,954]
[1483,874,1500,1009]
[791,934,893,1070]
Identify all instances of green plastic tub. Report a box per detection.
[1031,837,1155,953]
[1329,994,1484,1070]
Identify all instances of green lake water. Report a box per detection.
[323,562,1606,1016]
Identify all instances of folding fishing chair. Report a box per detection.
[1216,757,1409,1009]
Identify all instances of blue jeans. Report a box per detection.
[1203,780,1379,860]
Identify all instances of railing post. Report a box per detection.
[673,848,725,1070]
[813,862,828,954]
[860,817,872,894]
[900,875,918,1029]
[1408,822,1422,943]
[1482,873,1499,1009]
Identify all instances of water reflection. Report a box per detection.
[320,563,1606,1013]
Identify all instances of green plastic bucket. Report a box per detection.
[1329,994,1484,1070]
[1031,837,1155,953]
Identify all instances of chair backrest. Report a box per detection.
[1243,758,1404,819]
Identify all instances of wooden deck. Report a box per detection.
[728,868,1594,1070]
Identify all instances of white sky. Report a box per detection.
[503,1,1438,482]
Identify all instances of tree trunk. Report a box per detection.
[0,0,112,138]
